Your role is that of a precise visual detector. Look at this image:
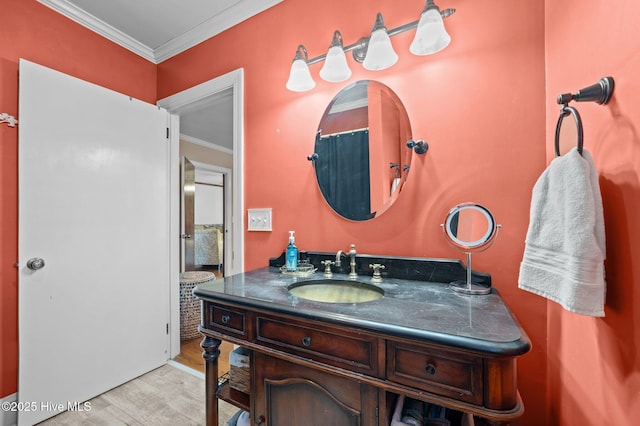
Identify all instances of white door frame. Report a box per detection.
[158,69,244,358]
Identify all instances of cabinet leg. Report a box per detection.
[202,335,221,426]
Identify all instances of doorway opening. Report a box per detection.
[193,170,225,275]
[158,69,244,370]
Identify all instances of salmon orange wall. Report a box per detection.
[11,2,635,425]
[0,0,157,398]
[158,0,548,423]
[545,1,640,425]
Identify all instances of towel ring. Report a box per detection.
[554,76,614,157]
[554,105,583,157]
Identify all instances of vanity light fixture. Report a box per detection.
[286,0,455,92]
[319,31,352,82]
[362,13,398,71]
[286,45,316,92]
[410,0,454,55]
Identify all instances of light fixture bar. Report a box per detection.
[286,2,455,91]
[304,8,454,66]
[305,39,367,66]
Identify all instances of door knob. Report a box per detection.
[26,257,45,270]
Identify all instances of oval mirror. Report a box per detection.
[312,80,413,221]
[442,203,499,295]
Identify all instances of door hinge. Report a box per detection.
[166,323,169,335]
[166,127,169,139]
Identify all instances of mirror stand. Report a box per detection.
[441,203,500,296]
[450,252,492,295]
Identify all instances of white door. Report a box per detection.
[18,59,170,425]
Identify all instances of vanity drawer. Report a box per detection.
[204,303,247,337]
[255,315,379,375]
[387,341,483,405]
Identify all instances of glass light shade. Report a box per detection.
[363,28,398,70]
[319,45,352,82]
[286,59,315,92]
[410,8,451,55]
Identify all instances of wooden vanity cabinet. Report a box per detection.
[387,339,483,406]
[199,299,524,426]
[254,312,381,376]
[253,353,379,425]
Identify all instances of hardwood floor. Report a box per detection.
[174,337,234,375]
[176,266,231,374]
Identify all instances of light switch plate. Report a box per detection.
[247,208,272,231]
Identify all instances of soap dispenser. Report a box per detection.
[286,230,298,272]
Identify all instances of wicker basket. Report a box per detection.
[180,271,215,341]
[229,347,251,393]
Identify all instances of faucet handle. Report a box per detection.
[369,263,385,283]
[321,260,334,278]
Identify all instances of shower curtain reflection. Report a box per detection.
[315,130,372,220]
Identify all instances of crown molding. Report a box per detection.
[38,0,283,64]
[180,134,234,155]
[38,0,156,61]
[154,0,283,63]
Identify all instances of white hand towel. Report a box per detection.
[518,147,606,316]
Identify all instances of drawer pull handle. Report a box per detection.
[302,336,312,347]
[425,363,437,375]
[221,315,230,324]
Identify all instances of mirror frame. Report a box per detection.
[443,203,498,252]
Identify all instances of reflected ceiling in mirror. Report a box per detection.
[312,80,413,221]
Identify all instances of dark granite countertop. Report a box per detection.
[194,264,530,357]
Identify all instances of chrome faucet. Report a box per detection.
[335,250,344,267]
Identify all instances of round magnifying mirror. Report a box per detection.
[442,203,499,295]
